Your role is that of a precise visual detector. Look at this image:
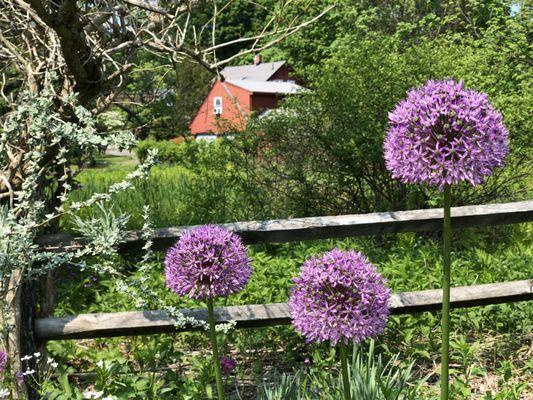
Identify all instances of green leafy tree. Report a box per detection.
[236,9,531,217]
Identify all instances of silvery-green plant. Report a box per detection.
[0,78,158,395]
[71,202,130,270]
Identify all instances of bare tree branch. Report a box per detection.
[0,0,332,200]
[122,0,176,17]
[214,4,335,68]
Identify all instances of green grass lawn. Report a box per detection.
[64,154,252,230]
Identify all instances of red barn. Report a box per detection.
[189,56,302,140]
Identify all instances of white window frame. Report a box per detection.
[213,97,223,115]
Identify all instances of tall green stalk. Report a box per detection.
[207,298,225,400]
[441,185,452,400]
[339,341,351,400]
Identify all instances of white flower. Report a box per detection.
[21,355,32,361]
[33,352,41,358]
[47,357,54,364]
[103,396,118,400]
[96,360,104,368]
[22,369,35,376]
[83,390,103,399]
[51,362,58,368]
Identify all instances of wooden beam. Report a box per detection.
[37,200,533,253]
[35,279,533,341]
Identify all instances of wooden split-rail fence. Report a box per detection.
[35,200,533,341]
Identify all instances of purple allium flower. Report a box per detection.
[220,355,237,375]
[289,249,390,346]
[0,351,6,373]
[384,80,508,189]
[165,225,252,299]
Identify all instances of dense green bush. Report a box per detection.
[136,139,234,170]
[135,139,190,164]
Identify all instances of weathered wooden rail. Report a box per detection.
[37,200,533,251]
[35,200,533,341]
[36,280,533,340]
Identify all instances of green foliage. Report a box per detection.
[135,139,215,165]
[255,341,420,400]
[49,220,533,397]
[239,17,532,217]
[275,0,519,72]
[67,147,260,229]
[135,140,186,164]
[190,0,271,62]
[135,138,239,173]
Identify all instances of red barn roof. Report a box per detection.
[227,80,302,94]
[220,61,287,81]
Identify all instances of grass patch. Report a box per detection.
[65,155,252,230]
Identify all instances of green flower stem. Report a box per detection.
[207,298,225,400]
[441,185,452,400]
[339,341,351,400]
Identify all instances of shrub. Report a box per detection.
[135,139,234,170]
[135,139,190,164]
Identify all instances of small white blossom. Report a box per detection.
[96,360,104,368]
[215,320,237,333]
[83,390,104,399]
[33,352,41,358]
[21,355,32,361]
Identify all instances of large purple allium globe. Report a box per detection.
[289,249,390,345]
[384,80,508,189]
[165,225,252,299]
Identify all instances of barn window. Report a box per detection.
[213,97,223,115]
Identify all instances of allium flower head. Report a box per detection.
[384,80,508,189]
[289,249,390,345]
[220,355,237,375]
[165,225,252,299]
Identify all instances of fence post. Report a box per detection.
[21,276,40,400]
[2,270,40,399]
